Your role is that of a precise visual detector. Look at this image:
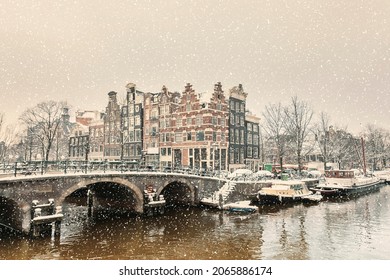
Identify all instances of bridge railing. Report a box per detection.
[1,160,229,179]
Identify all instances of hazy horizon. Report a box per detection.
[1,0,389,134]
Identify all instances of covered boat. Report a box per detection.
[255,180,322,205]
[310,169,382,199]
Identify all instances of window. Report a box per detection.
[213,131,217,142]
[220,118,225,127]
[196,131,205,141]
[135,130,141,141]
[177,117,182,128]
[241,103,245,113]
[230,100,235,110]
[175,132,182,143]
[247,133,253,144]
[230,113,234,125]
[187,132,192,141]
[240,130,244,144]
[161,148,166,156]
[247,123,252,131]
[196,115,203,126]
[240,116,245,126]
[212,116,217,125]
[253,124,258,132]
[247,147,252,158]
[201,148,207,160]
[151,109,158,119]
[186,117,191,126]
[135,116,140,126]
[186,103,191,112]
[253,147,259,159]
[253,135,259,145]
[229,148,234,164]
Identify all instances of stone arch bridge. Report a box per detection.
[0,172,225,234]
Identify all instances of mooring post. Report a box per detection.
[54,206,62,236]
[87,189,94,217]
[32,207,42,237]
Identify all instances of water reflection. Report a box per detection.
[1,186,390,260]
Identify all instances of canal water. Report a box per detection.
[1,185,389,260]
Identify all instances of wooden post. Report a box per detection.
[87,189,93,217]
[54,206,62,236]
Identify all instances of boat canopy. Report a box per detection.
[325,170,355,178]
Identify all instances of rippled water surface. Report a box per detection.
[1,185,390,260]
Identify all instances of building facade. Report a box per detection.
[228,84,248,172]
[65,82,261,173]
[122,83,144,162]
[166,82,229,172]
[68,122,89,161]
[245,112,261,171]
[103,91,121,160]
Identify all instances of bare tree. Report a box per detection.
[313,112,356,171]
[0,113,20,166]
[283,96,314,173]
[313,112,332,172]
[363,124,390,171]
[19,101,67,163]
[262,102,290,171]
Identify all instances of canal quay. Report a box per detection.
[1,170,390,260]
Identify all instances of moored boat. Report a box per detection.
[310,169,383,199]
[222,200,258,213]
[254,180,321,205]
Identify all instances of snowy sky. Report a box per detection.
[1,0,389,133]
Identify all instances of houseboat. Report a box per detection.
[310,169,383,199]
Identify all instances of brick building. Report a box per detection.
[103,91,121,160]
[166,82,229,172]
[143,85,180,168]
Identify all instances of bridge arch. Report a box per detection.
[57,177,144,214]
[156,178,197,206]
[0,196,25,234]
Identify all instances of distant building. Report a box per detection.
[68,122,89,161]
[143,85,180,168]
[157,86,181,169]
[245,111,261,171]
[103,91,122,160]
[122,83,144,163]
[228,84,248,172]
[76,110,104,126]
[88,117,105,161]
